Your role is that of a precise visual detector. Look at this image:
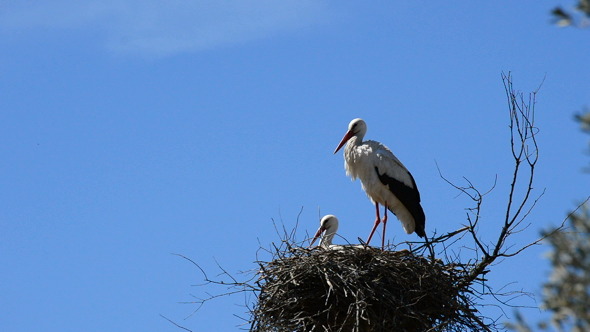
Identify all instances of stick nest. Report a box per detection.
[251,246,483,332]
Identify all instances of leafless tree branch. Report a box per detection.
[419,73,555,326]
[160,314,194,332]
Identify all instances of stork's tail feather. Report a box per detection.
[413,204,426,238]
[415,222,426,238]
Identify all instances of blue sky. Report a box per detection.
[1,1,589,331]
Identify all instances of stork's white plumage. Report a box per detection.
[334,118,426,248]
[310,215,339,248]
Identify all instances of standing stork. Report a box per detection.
[334,118,426,248]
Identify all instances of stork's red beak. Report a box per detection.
[309,226,325,247]
[334,130,354,154]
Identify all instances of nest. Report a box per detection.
[251,246,484,332]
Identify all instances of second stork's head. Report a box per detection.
[310,214,339,248]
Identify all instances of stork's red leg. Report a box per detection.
[381,202,388,249]
[366,203,381,245]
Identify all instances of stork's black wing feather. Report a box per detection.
[375,166,426,238]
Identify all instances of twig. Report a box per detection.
[160,314,194,332]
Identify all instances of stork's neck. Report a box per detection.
[346,135,362,149]
[344,135,363,159]
[320,230,336,247]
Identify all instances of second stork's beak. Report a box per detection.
[310,226,325,247]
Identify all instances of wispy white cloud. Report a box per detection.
[0,0,329,57]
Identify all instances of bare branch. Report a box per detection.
[160,314,194,332]
[432,73,549,317]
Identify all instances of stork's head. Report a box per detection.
[310,214,339,248]
[334,118,367,154]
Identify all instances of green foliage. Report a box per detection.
[575,111,590,172]
[576,111,590,133]
[551,0,590,27]
[540,206,590,331]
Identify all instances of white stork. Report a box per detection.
[310,215,339,248]
[333,118,426,248]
